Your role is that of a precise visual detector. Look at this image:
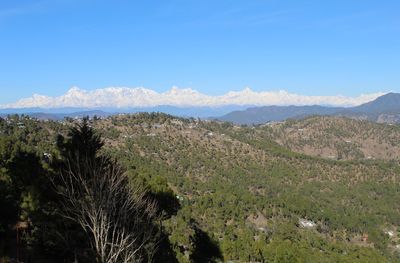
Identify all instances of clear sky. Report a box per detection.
[0,0,399,104]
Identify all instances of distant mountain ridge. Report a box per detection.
[351,92,400,113]
[1,86,383,109]
[1,93,399,124]
[0,105,250,120]
[218,92,400,124]
[0,109,112,121]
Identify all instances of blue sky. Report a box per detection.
[0,0,399,104]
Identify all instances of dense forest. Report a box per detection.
[1,113,400,262]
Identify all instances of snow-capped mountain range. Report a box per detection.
[0,86,386,109]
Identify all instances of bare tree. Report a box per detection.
[56,155,160,263]
[54,120,160,263]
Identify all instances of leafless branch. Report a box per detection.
[54,153,159,263]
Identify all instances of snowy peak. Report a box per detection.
[0,86,386,109]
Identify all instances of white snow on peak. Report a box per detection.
[0,86,386,109]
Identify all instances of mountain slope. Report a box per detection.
[2,113,400,262]
[340,92,400,123]
[93,113,400,261]
[351,92,400,113]
[219,105,341,124]
[261,116,400,160]
[217,92,400,125]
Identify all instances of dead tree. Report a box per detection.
[57,155,159,263]
[54,120,160,263]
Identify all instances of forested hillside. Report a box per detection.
[262,116,400,160]
[1,113,400,262]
